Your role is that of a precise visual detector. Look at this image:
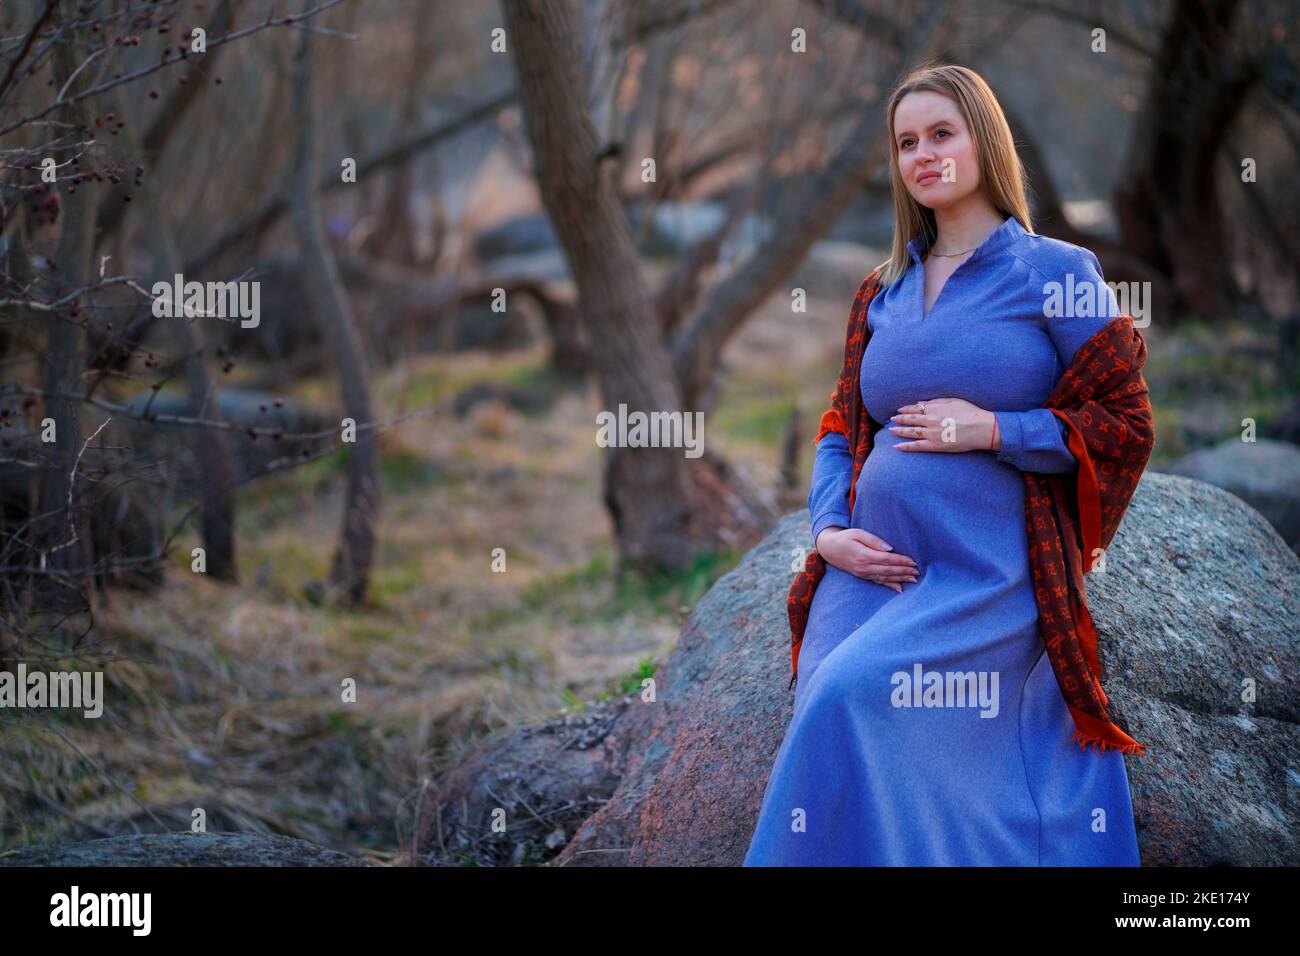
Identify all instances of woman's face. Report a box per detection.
[892,90,980,211]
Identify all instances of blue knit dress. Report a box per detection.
[744,215,1141,866]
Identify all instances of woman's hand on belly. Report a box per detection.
[815,527,919,592]
[889,397,999,453]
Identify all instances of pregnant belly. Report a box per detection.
[849,427,1029,580]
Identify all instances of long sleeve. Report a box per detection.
[808,431,853,546]
[994,246,1121,475]
[992,407,1074,474]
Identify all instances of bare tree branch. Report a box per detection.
[184,86,516,274]
[0,0,58,108]
[0,0,349,138]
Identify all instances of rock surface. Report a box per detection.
[0,832,365,867]
[415,698,655,866]
[416,472,1300,866]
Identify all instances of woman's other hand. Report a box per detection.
[889,398,998,453]
[815,526,919,593]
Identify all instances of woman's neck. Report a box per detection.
[929,197,1007,257]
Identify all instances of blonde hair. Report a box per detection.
[874,63,1035,288]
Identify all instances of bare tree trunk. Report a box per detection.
[533,291,591,380]
[500,0,958,568]
[287,23,380,604]
[501,0,706,574]
[1002,106,1175,305]
[1113,0,1255,320]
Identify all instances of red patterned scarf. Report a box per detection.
[786,269,1155,756]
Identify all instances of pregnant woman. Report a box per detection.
[744,64,1153,866]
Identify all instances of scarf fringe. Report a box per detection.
[1071,727,1147,756]
[814,408,848,445]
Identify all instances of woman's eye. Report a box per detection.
[935,129,950,139]
[900,139,914,149]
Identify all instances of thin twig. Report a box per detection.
[0,273,155,312]
[0,0,350,138]
[0,0,57,108]
[54,46,107,103]
[45,416,112,559]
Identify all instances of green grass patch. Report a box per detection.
[379,442,444,492]
[345,619,393,644]
[370,559,425,606]
[598,654,659,702]
[519,552,612,613]
[711,391,795,447]
[210,645,239,681]
[325,709,374,735]
[609,546,742,618]
[240,446,350,515]
[558,687,586,713]
[239,536,331,602]
[380,350,547,412]
[498,545,741,631]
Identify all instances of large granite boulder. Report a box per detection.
[415,472,1299,867]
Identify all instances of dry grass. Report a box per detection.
[0,339,746,863]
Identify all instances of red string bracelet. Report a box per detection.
[988,414,998,450]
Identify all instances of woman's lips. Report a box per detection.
[917,172,941,185]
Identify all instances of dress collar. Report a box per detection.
[907,214,1022,266]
